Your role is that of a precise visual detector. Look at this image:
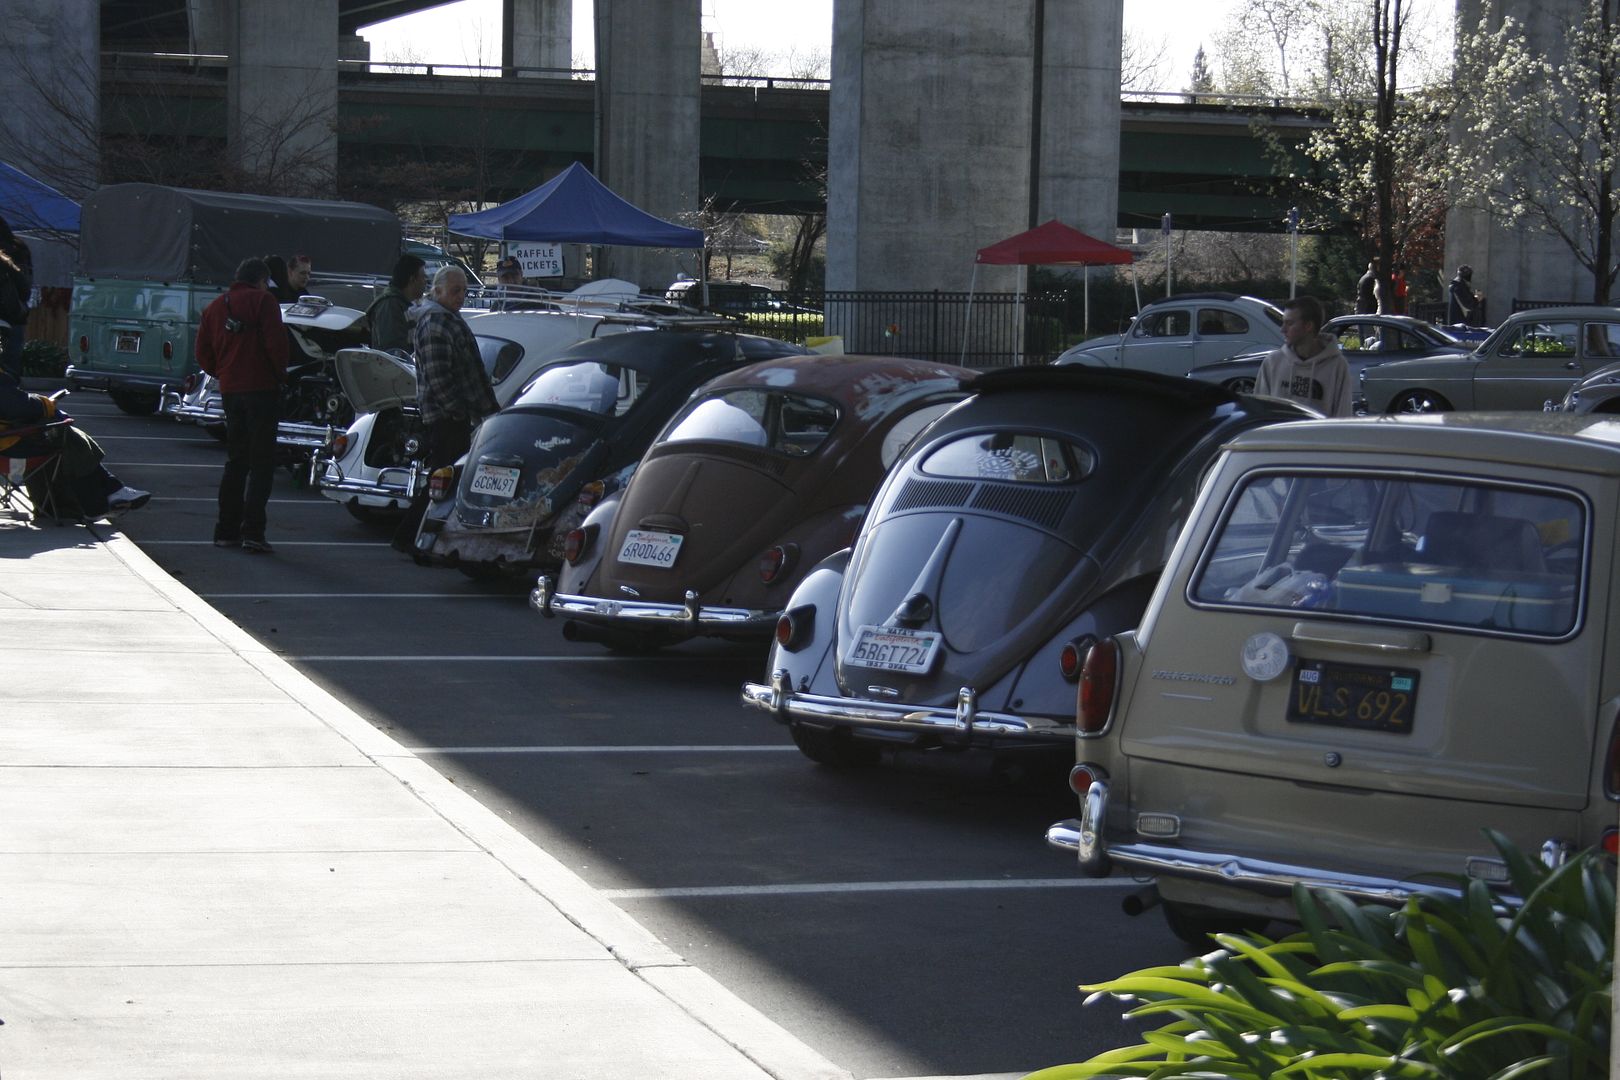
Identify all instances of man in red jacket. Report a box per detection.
[195,257,288,553]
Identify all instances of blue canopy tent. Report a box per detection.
[448,162,703,248]
[0,162,81,234]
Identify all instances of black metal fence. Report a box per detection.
[740,289,1084,368]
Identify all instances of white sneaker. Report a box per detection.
[107,486,151,513]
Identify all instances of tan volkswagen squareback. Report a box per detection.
[1047,412,1620,944]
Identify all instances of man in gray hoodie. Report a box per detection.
[1254,295,1353,417]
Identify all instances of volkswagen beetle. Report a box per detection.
[741,367,1314,768]
[533,354,971,648]
[412,327,810,577]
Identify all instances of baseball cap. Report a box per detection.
[496,256,522,275]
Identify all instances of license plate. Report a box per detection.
[1288,659,1419,734]
[114,332,141,353]
[618,529,683,568]
[285,303,324,318]
[846,624,943,675]
[469,464,521,499]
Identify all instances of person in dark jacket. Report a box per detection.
[1447,265,1483,325]
[0,215,33,378]
[195,257,289,553]
[1355,261,1380,314]
[366,254,427,353]
[0,371,149,518]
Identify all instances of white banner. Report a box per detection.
[504,243,564,279]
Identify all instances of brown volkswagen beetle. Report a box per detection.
[532,353,972,649]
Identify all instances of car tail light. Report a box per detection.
[329,432,350,457]
[759,543,798,584]
[1077,639,1119,735]
[1059,634,1097,683]
[576,480,605,508]
[1606,718,1620,798]
[563,524,596,565]
[162,340,173,360]
[180,372,199,394]
[427,466,456,501]
[1603,829,1619,856]
[78,335,89,353]
[775,604,814,651]
[1068,763,1099,796]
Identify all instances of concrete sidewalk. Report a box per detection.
[0,515,849,1079]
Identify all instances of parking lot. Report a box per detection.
[79,392,1195,1079]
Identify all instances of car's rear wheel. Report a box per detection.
[110,389,160,415]
[1223,376,1256,394]
[345,501,402,527]
[1161,900,1270,947]
[1389,389,1452,414]
[790,723,880,768]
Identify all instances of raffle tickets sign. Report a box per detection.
[505,243,563,279]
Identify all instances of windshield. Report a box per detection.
[660,388,840,455]
[474,335,524,384]
[512,361,647,417]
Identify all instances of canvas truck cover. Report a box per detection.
[77,184,401,284]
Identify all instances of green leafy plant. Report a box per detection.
[20,340,68,378]
[1030,832,1613,1080]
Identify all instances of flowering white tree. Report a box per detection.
[1450,0,1620,302]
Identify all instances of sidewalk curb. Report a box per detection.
[100,531,852,1080]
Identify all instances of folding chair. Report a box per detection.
[0,416,88,526]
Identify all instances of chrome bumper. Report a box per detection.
[311,456,421,500]
[530,577,776,636]
[159,389,331,450]
[1044,774,1112,874]
[740,668,1070,743]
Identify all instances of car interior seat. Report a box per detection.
[1418,511,1547,574]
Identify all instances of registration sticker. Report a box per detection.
[469,464,521,499]
[845,625,943,675]
[618,529,683,568]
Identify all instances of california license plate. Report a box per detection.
[846,625,943,675]
[618,529,683,568]
[285,303,324,318]
[1288,659,1419,734]
[114,332,141,353]
[469,464,521,499]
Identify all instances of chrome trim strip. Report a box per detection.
[1106,842,1485,905]
[543,587,775,633]
[738,681,1068,740]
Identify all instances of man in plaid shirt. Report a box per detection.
[393,265,500,553]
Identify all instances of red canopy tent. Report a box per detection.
[966,219,1135,361]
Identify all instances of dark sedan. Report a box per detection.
[741,367,1315,768]
[412,327,809,578]
[534,353,972,648]
[1186,314,1471,411]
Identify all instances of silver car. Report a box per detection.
[1054,293,1286,376]
[1048,413,1620,944]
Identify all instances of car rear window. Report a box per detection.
[1190,471,1586,639]
[514,361,645,417]
[920,432,1094,483]
[474,335,524,383]
[659,389,839,456]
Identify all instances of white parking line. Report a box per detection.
[160,498,315,505]
[141,540,389,546]
[203,592,497,599]
[92,435,217,442]
[414,745,794,754]
[291,654,686,661]
[104,462,226,468]
[601,878,1133,900]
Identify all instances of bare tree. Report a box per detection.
[1121,28,1171,94]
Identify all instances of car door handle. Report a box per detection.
[1290,622,1431,654]
[1566,361,1580,370]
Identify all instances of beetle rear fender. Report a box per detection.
[555,492,623,594]
[761,547,850,694]
[1004,573,1160,719]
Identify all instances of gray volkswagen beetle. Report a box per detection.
[741,366,1314,768]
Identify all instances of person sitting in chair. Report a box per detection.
[0,371,149,519]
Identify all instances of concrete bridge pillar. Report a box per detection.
[226,0,339,195]
[1445,0,1591,314]
[593,0,702,290]
[827,0,1121,354]
[505,0,573,75]
[0,0,100,201]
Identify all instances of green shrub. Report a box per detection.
[1030,832,1613,1080]
[20,340,69,378]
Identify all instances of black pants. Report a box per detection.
[11,425,121,516]
[217,389,280,543]
[391,415,475,553]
